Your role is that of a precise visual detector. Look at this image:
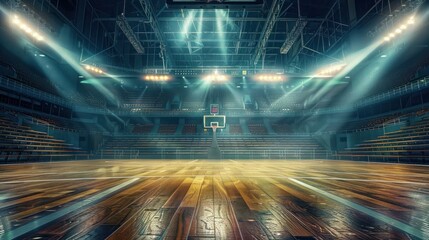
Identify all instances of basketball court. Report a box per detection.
[1,159,427,239]
[1,0,429,239]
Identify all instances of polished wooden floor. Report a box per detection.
[0,159,428,239]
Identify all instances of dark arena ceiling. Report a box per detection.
[1,0,428,93]
[5,0,424,69]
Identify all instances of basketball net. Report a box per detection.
[211,125,217,133]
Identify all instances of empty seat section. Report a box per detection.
[99,135,327,159]
[182,124,196,135]
[336,115,429,162]
[158,124,177,135]
[0,115,84,162]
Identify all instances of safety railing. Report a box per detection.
[0,75,72,107]
[356,76,429,107]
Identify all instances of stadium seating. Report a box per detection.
[132,124,154,134]
[336,115,429,163]
[0,114,85,163]
[158,124,178,135]
[264,88,304,110]
[220,88,243,109]
[98,135,327,160]
[0,59,58,96]
[272,123,291,134]
[228,124,242,135]
[121,88,168,111]
[182,124,197,135]
[248,124,267,135]
[181,89,207,111]
[252,90,270,110]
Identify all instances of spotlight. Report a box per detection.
[142,74,172,81]
[383,15,417,43]
[23,26,32,33]
[203,73,229,83]
[12,16,20,25]
[315,63,347,77]
[83,64,105,75]
[11,15,45,42]
[254,74,286,82]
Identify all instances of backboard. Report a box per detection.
[204,115,226,129]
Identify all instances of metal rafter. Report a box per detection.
[94,17,332,22]
[138,0,173,68]
[286,0,349,71]
[116,14,145,54]
[235,9,247,55]
[252,0,292,66]
[367,0,424,38]
[280,19,307,54]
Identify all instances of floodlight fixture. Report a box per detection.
[143,74,172,81]
[83,64,105,75]
[117,14,144,54]
[315,63,347,77]
[383,15,417,43]
[203,72,229,83]
[11,15,45,42]
[253,74,286,82]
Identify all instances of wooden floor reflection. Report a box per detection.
[0,159,428,239]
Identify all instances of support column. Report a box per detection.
[208,128,221,159]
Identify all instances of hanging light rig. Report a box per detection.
[10,15,44,42]
[383,16,416,43]
[84,65,105,75]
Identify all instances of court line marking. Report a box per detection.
[289,178,427,239]
[0,177,137,184]
[94,169,428,179]
[289,177,428,185]
[0,177,139,240]
[333,159,429,168]
[1,159,429,167]
[0,175,426,185]
[187,159,199,164]
[2,175,422,186]
[271,169,429,177]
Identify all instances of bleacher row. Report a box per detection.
[131,123,289,135]
[7,109,105,133]
[0,115,85,163]
[336,116,429,162]
[98,136,328,159]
